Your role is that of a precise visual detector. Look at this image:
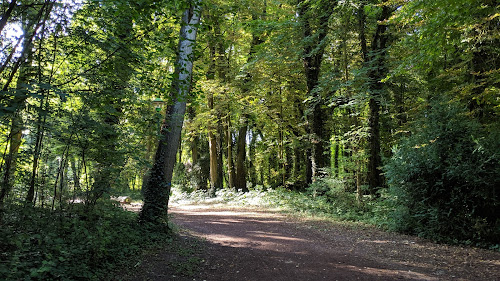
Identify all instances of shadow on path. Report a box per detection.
[122,204,500,281]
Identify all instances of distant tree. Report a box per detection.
[296,0,336,182]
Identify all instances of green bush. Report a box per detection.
[385,99,500,246]
[0,202,171,280]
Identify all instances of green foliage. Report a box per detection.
[385,98,500,246]
[0,202,171,281]
[172,162,191,191]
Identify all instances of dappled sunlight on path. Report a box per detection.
[165,204,500,281]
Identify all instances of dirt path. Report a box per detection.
[125,204,500,281]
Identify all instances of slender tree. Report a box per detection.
[296,0,336,182]
[0,0,54,207]
[140,0,202,223]
[358,1,392,196]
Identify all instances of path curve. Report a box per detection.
[125,204,500,281]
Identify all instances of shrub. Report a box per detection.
[0,201,171,280]
[385,98,500,246]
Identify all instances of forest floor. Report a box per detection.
[120,203,500,281]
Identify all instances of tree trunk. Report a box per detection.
[285,144,292,186]
[248,129,257,186]
[70,158,80,194]
[226,113,235,189]
[140,2,202,223]
[333,142,340,177]
[188,104,206,190]
[305,148,313,184]
[26,96,48,203]
[205,12,224,197]
[296,0,335,182]
[216,113,224,189]
[208,94,222,196]
[359,4,391,197]
[235,117,248,192]
[0,114,23,205]
[0,0,17,35]
[293,144,301,180]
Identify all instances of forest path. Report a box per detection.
[125,204,500,281]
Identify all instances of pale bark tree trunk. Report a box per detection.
[140,2,202,223]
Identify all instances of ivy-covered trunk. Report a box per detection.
[140,1,202,223]
[358,2,391,197]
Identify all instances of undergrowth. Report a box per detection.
[0,201,171,281]
[171,180,499,250]
[170,184,393,228]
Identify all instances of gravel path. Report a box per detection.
[123,204,500,281]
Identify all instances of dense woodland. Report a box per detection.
[0,0,499,279]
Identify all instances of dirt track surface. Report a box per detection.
[125,204,500,281]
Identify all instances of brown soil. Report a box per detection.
[123,204,500,281]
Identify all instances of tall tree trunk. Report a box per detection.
[140,2,202,223]
[26,10,57,203]
[208,94,222,196]
[359,2,391,197]
[70,158,80,194]
[235,117,248,192]
[26,96,48,203]
[296,0,335,182]
[248,129,257,186]
[293,144,301,180]
[226,113,235,189]
[205,12,224,197]
[285,144,292,186]
[333,142,340,177]
[216,113,224,188]
[187,106,205,190]
[0,114,23,205]
[305,148,312,184]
